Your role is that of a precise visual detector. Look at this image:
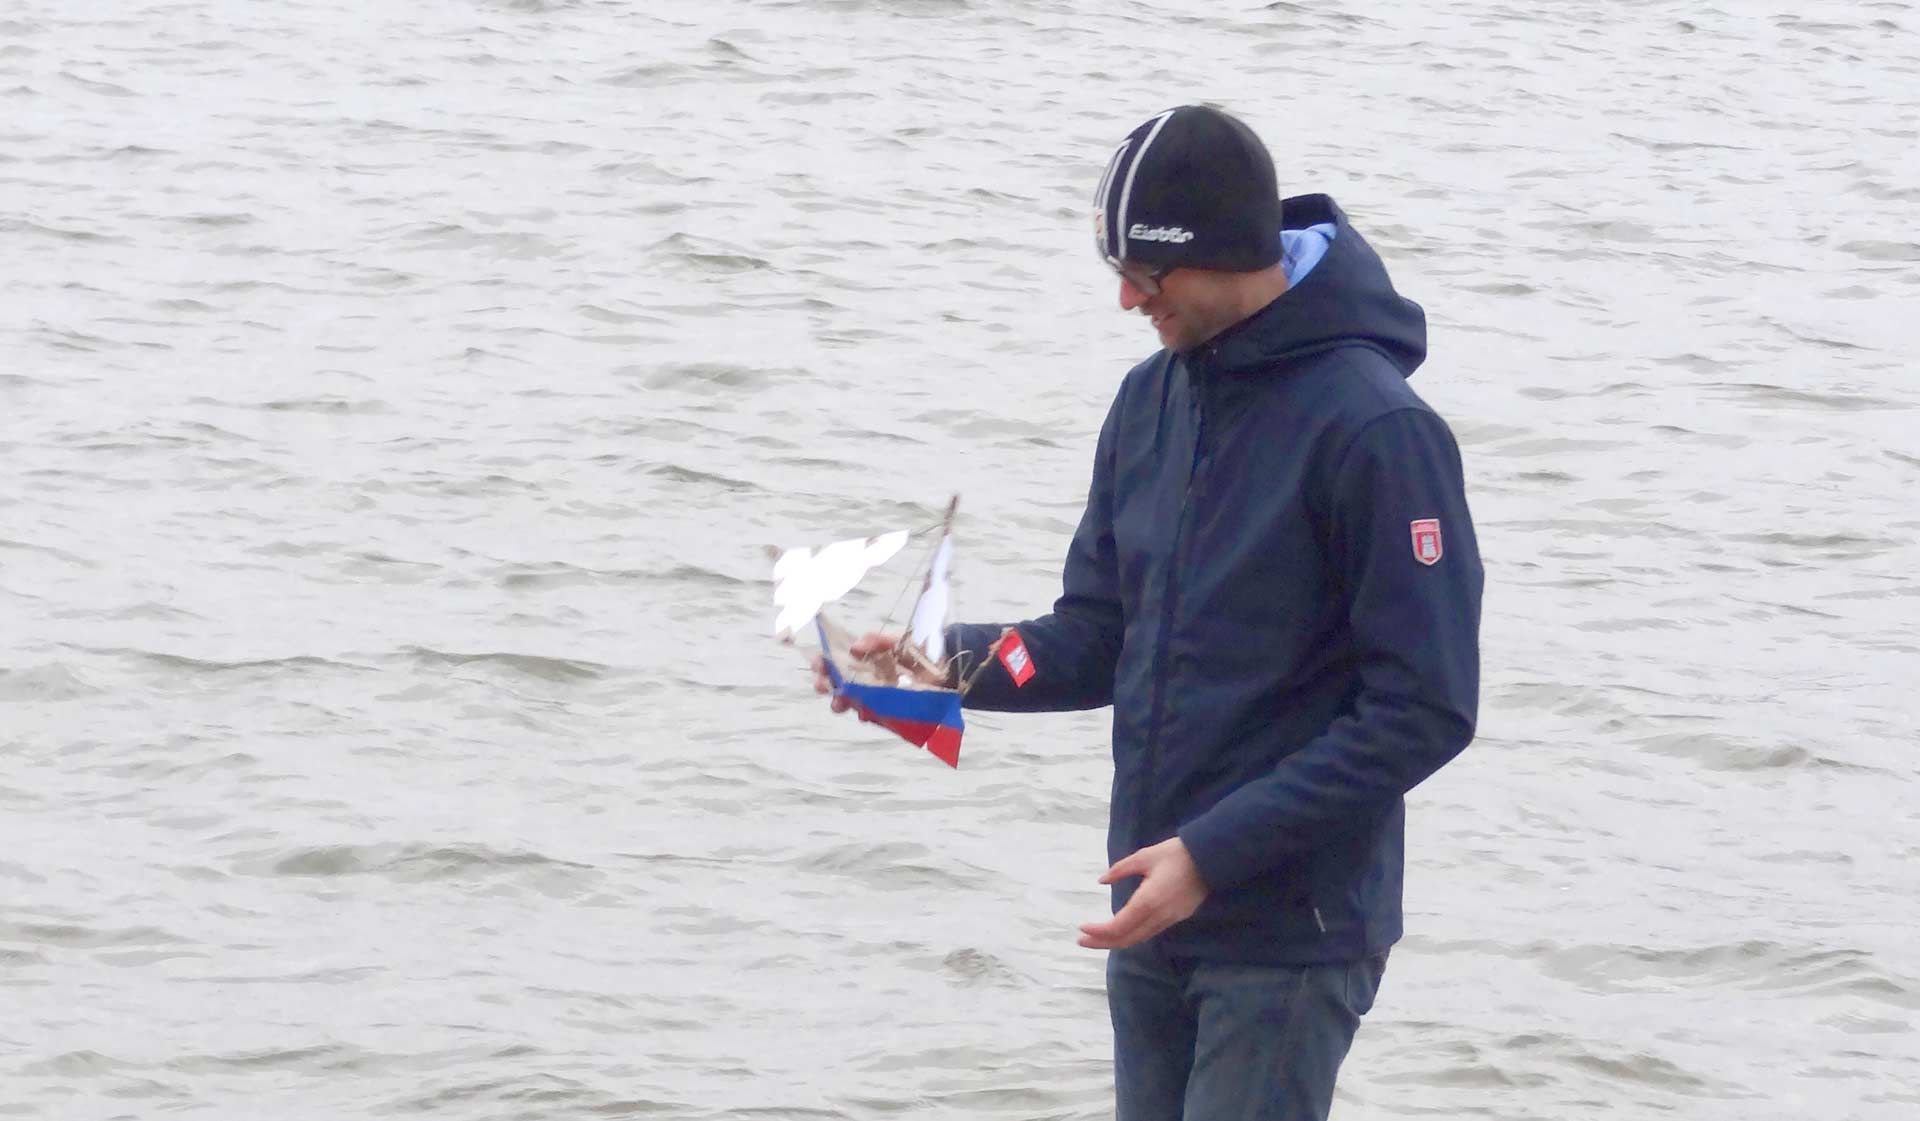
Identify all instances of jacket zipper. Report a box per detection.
[1141,356,1211,847]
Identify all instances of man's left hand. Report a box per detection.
[1077,836,1209,950]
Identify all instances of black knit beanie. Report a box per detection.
[1093,105,1284,274]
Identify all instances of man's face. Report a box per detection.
[1118,267,1246,353]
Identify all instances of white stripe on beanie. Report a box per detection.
[1094,138,1131,260]
[1113,108,1176,262]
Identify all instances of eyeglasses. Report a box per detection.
[1106,255,1170,298]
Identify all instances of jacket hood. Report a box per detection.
[1194,194,1427,380]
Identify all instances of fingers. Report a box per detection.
[1079,838,1208,950]
[810,653,845,709]
[1080,868,1155,949]
[848,632,896,660]
[813,635,896,718]
[1077,892,1173,951]
[1098,852,1146,886]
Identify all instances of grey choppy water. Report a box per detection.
[3,1,1916,1118]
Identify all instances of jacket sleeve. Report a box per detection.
[945,400,1126,713]
[1178,406,1483,890]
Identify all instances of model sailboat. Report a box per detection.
[771,497,976,767]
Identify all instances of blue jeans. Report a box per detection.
[1108,946,1387,1121]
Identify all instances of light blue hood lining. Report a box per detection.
[1281,223,1336,286]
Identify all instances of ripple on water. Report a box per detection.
[0,664,105,702]
[1527,939,1920,1011]
[792,841,989,893]
[397,646,610,681]
[1631,731,1817,772]
[236,842,598,887]
[0,918,190,950]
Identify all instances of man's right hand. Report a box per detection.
[811,633,899,715]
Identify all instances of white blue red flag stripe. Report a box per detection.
[815,619,965,768]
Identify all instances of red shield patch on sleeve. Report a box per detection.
[1410,518,1443,566]
[997,629,1036,687]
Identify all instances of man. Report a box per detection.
[819,104,1482,1120]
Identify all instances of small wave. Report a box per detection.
[1565,218,1657,243]
[245,539,337,558]
[1713,381,1903,411]
[0,919,187,949]
[243,842,593,884]
[21,1050,144,1077]
[1567,1051,1710,1091]
[59,71,135,97]
[762,89,876,107]
[500,561,745,591]
[1492,681,1628,718]
[0,217,122,244]
[795,841,985,892]
[181,965,383,986]
[644,232,770,273]
[645,462,758,491]
[938,947,1029,987]
[488,0,582,12]
[1753,848,1853,866]
[0,664,105,702]
[1651,352,1729,373]
[178,211,255,227]
[1837,240,1920,262]
[1747,947,1920,1009]
[1489,436,1631,456]
[1572,616,1683,634]
[590,158,715,185]
[385,1077,690,1116]
[255,396,388,415]
[499,563,642,590]
[130,651,369,676]
[656,564,752,591]
[1646,424,1749,448]
[1728,530,1895,554]
[1764,321,1869,352]
[641,361,772,389]
[1633,731,1812,771]
[683,251,771,273]
[401,646,609,681]
[577,303,657,325]
[346,267,418,289]
[150,297,215,313]
[166,1044,367,1075]
[1463,280,1537,296]
[1849,179,1920,203]
[1612,132,1754,154]
[600,62,693,87]
[394,222,567,260]
[0,537,92,564]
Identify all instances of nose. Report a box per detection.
[1119,276,1149,311]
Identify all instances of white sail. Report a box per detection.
[771,529,910,639]
[907,534,952,662]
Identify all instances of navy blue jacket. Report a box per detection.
[950,195,1483,964]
